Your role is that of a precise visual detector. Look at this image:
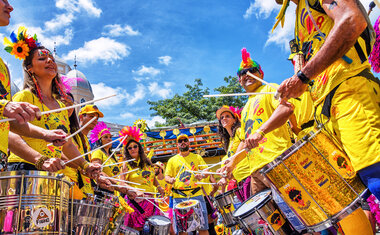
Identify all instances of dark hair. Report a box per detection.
[66,93,91,159]
[124,140,152,169]
[22,46,66,101]
[95,135,113,156]
[217,114,241,151]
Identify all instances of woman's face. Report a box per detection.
[220,111,235,129]
[127,142,139,159]
[101,133,112,146]
[29,49,57,81]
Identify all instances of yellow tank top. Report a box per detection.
[295,0,371,106]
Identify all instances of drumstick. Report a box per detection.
[188,170,223,175]
[112,168,139,178]
[103,159,134,168]
[0,94,117,123]
[62,137,122,165]
[196,182,217,185]
[145,198,165,214]
[100,175,141,185]
[111,184,145,191]
[102,134,129,167]
[203,92,276,98]
[136,197,164,200]
[47,116,97,147]
[175,164,185,179]
[246,71,281,99]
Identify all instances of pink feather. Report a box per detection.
[90,121,111,143]
[119,126,143,145]
[60,75,85,93]
[369,16,380,73]
[241,48,250,63]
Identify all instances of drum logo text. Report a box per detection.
[32,207,51,228]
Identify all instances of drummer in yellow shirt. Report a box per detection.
[165,134,210,235]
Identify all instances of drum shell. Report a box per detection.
[261,129,366,231]
[146,215,171,235]
[69,199,102,234]
[174,200,202,233]
[0,171,71,234]
[233,190,294,235]
[214,189,238,227]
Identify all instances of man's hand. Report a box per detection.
[126,189,137,200]
[4,102,41,124]
[245,132,264,150]
[157,186,165,198]
[278,74,308,100]
[167,177,176,184]
[41,158,65,172]
[43,129,67,146]
[194,173,204,181]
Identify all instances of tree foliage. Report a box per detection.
[147,76,247,126]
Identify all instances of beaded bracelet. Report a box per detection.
[255,129,266,138]
[35,156,49,170]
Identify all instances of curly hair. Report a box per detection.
[123,140,152,169]
[217,117,241,151]
[22,46,66,102]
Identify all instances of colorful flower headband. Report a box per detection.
[237,48,263,76]
[119,126,143,145]
[90,121,111,143]
[4,26,40,60]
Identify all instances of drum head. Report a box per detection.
[175,199,199,209]
[148,215,171,226]
[233,190,271,218]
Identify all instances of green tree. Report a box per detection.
[147,76,247,126]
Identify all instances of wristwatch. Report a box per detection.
[297,70,310,84]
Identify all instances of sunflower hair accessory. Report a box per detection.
[119,126,143,145]
[237,48,263,76]
[90,121,111,144]
[4,26,40,60]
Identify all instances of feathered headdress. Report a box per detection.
[4,26,40,60]
[369,16,380,73]
[216,105,243,120]
[60,75,84,93]
[90,121,111,143]
[119,126,143,145]
[237,48,263,76]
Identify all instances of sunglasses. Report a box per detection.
[127,145,138,150]
[238,67,259,77]
[178,139,189,143]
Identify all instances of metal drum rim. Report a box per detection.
[215,188,238,200]
[174,199,200,210]
[0,170,72,186]
[233,189,272,219]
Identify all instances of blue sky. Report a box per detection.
[1,0,379,127]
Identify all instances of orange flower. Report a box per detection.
[10,40,30,60]
[215,224,225,235]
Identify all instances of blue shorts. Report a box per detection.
[358,161,380,200]
[172,195,209,232]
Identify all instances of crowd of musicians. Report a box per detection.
[0,0,379,234]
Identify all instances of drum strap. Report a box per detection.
[173,187,201,197]
[130,199,145,214]
[321,68,380,119]
[175,208,194,231]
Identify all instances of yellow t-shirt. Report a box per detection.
[8,90,69,164]
[91,149,120,177]
[0,57,11,155]
[72,135,93,195]
[165,152,207,198]
[155,177,172,212]
[295,1,371,106]
[222,128,251,183]
[124,160,156,193]
[240,85,293,174]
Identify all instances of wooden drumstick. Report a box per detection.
[203,92,276,98]
[100,175,141,185]
[246,71,281,99]
[102,134,129,167]
[0,94,117,123]
[111,168,139,178]
[103,159,135,168]
[47,116,97,147]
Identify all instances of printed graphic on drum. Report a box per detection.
[233,189,295,235]
[174,199,204,233]
[261,127,366,231]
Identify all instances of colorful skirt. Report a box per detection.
[123,197,160,229]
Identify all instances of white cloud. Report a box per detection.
[132,65,161,76]
[158,56,172,66]
[265,4,296,50]
[102,24,140,37]
[56,0,101,17]
[91,82,146,109]
[243,1,280,19]
[44,13,75,32]
[120,112,134,119]
[148,82,173,99]
[62,37,130,64]
[146,116,166,128]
